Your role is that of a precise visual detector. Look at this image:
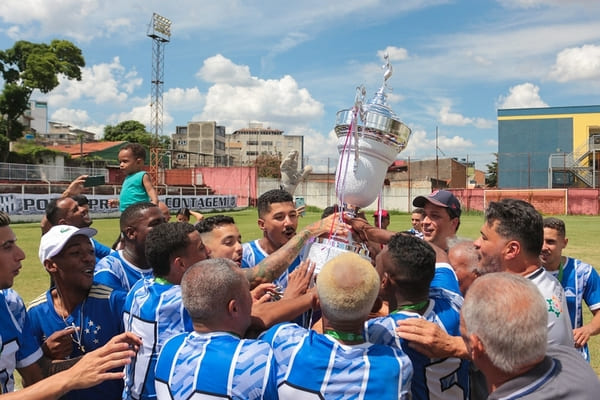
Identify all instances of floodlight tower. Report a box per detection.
[147,12,171,186]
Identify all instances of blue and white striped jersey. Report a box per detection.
[260,322,413,399]
[365,293,469,400]
[0,289,42,394]
[549,257,600,361]
[122,278,193,400]
[94,250,153,291]
[155,331,278,400]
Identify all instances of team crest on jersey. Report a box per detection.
[547,296,562,317]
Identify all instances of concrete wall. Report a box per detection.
[258,177,432,212]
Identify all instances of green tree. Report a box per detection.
[0,40,85,144]
[103,120,170,148]
[485,152,498,187]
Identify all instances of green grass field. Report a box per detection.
[10,208,600,375]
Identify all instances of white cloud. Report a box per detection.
[50,108,91,127]
[438,105,494,129]
[497,83,548,109]
[548,44,600,82]
[377,46,409,62]
[197,56,323,130]
[43,57,142,107]
[164,87,204,112]
[196,54,253,85]
[486,139,498,147]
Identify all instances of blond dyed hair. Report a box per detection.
[316,252,379,323]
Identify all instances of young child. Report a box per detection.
[109,143,159,211]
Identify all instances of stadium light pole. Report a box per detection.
[147,12,171,186]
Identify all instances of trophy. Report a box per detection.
[306,55,412,272]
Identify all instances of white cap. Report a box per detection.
[39,225,97,264]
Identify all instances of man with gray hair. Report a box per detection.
[447,240,480,295]
[461,272,600,399]
[154,258,278,399]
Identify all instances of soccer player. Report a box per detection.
[28,225,126,400]
[408,207,425,238]
[0,332,141,400]
[260,252,413,399]
[412,190,462,252]
[365,233,469,400]
[122,222,209,400]
[0,211,44,392]
[541,217,600,361]
[462,273,600,399]
[154,258,278,399]
[94,202,166,291]
[44,196,112,261]
[241,189,301,290]
[197,213,348,289]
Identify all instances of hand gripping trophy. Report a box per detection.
[307,55,412,272]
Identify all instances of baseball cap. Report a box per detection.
[39,225,97,264]
[413,190,461,218]
[373,209,389,218]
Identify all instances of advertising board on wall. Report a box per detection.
[0,194,237,215]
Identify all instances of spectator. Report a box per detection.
[108,143,159,211]
[373,209,390,229]
[175,207,204,223]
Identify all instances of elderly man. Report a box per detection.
[28,225,126,400]
[261,252,413,399]
[461,273,600,399]
[154,258,278,399]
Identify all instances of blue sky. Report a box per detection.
[1,0,599,171]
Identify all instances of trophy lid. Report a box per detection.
[334,55,411,152]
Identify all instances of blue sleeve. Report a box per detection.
[432,263,461,295]
[110,289,128,332]
[93,239,113,261]
[94,270,123,290]
[583,266,600,310]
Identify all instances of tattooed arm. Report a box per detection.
[244,213,348,289]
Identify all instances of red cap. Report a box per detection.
[373,209,389,218]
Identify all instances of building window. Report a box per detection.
[261,141,273,146]
[247,140,258,145]
[246,151,258,156]
[177,140,187,145]
[176,154,188,159]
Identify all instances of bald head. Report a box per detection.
[316,252,380,323]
